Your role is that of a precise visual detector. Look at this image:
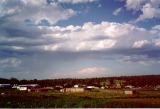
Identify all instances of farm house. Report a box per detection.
[16,84,39,91]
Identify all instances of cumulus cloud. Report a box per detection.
[0,0,160,68]
[1,20,159,54]
[133,40,151,48]
[154,39,160,47]
[0,0,76,25]
[2,22,160,67]
[2,1,159,54]
[117,0,160,22]
[125,0,146,10]
[38,21,158,52]
[1,0,160,79]
[136,3,160,22]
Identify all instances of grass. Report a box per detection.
[0,89,160,108]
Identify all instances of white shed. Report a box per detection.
[74,85,79,88]
[124,89,135,95]
[125,85,134,89]
[18,86,28,91]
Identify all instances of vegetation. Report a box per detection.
[0,89,160,108]
[100,80,111,87]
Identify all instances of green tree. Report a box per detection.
[100,80,110,87]
[113,80,125,88]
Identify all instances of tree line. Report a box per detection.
[0,75,160,87]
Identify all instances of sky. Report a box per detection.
[0,0,160,79]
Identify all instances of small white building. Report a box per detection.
[17,86,28,91]
[74,85,79,88]
[101,86,105,89]
[16,85,27,91]
[86,86,99,89]
[60,88,84,93]
[0,84,11,88]
[125,85,134,89]
[12,84,18,89]
[16,84,39,91]
[86,86,94,89]
[124,89,135,95]
[155,85,160,90]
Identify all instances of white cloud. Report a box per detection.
[118,0,160,22]
[39,21,156,52]
[133,40,150,48]
[76,67,107,78]
[113,8,122,16]
[125,0,146,11]
[39,22,130,51]
[2,1,158,53]
[152,25,160,30]
[0,0,76,25]
[75,40,117,51]
[78,67,106,74]
[154,39,160,47]
[43,39,117,52]
[136,3,160,22]
[2,21,158,52]
[0,58,21,68]
[57,0,97,4]
[98,4,102,8]
[49,66,108,79]
[11,46,24,50]
[121,55,160,65]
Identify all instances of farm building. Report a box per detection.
[17,85,28,91]
[0,84,11,89]
[125,85,134,89]
[60,88,84,93]
[155,85,160,90]
[54,85,63,90]
[101,86,105,89]
[124,89,136,95]
[74,84,87,88]
[16,84,39,91]
[30,87,53,92]
[85,86,99,90]
[18,86,28,91]
[86,86,94,89]
[74,85,79,88]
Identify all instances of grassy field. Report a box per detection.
[0,89,160,108]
